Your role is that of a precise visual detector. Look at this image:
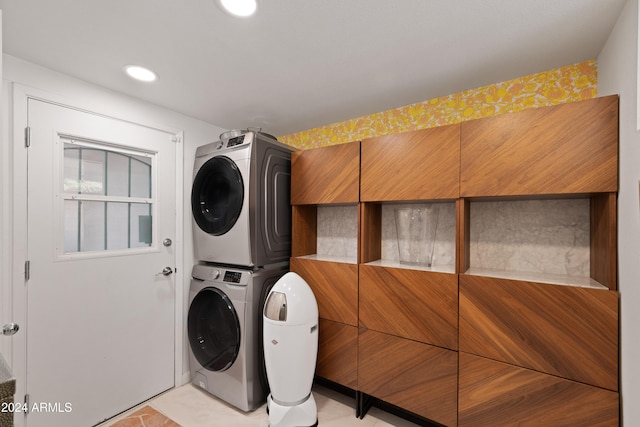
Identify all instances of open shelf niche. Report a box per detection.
[461,196,609,289]
[293,204,358,264]
[360,201,456,273]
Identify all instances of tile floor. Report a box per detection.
[108,405,180,427]
[100,383,420,427]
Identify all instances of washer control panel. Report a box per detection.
[191,264,250,286]
[223,270,243,283]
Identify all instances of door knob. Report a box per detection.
[163,238,172,247]
[156,267,173,276]
[2,323,19,336]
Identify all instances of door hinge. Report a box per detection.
[25,260,30,281]
[171,135,181,143]
[25,127,31,147]
[24,393,30,414]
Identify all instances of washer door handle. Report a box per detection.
[157,267,173,276]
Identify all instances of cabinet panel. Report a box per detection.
[316,319,357,389]
[359,202,381,264]
[460,95,618,197]
[361,125,460,201]
[358,329,458,426]
[459,274,619,391]
[359,264,458,349]
[290,257,358,326]
[291,141,360,204]
[291,205,317,257]
[459,353,619,427]
[591,193,617,290]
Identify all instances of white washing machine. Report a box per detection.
[187,263,288,412]
[191,130,294,268]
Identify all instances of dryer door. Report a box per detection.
[191,155,244,236]
[188,287,241,371]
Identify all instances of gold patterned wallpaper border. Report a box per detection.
[278,60,597,149]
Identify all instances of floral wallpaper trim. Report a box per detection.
[278,60,597,149]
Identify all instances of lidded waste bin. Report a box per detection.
[263,272,318,427]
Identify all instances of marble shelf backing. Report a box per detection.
[469,198,591,278]
[381,202,457,268]
[316,204,358,261]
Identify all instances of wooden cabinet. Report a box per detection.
[456,96,620,294]
[290,141,360,390]
[358,129,461,425]
[291,141,360,205]
[459,274,619,391]
[358,329,458,427]
[458,353,619,427]
[290,257,358,326]
[361,125,460,201]
[460,95,618,197]
[359,264,458,350]
[290,95,620,426]
[316,319,357,389]
[456,96,620,426]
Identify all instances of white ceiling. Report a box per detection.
[0,0,627,136]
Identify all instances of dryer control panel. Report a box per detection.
[227,135,245,147]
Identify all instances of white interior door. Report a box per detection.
[25,99,176,426]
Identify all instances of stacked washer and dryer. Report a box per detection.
[187,130,294,412]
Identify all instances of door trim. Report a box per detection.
[7,83,184,426]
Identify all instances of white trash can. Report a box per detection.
[263,272,318,427]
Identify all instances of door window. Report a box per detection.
[187,288,241,371]
[61,138,154,253]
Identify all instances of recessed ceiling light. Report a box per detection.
[124,65,158,82]
[218,0,257,17]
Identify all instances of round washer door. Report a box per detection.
[188,287,241,372]
[191,156,244,236]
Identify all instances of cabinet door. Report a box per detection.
[291,141,360,204]
[361,125,460,201]
[460,95,618,197]
[316,319,357,388]
[459,353,619,427]
[359,265,458,349]
[459,274,619,391]
[358,329,458,426]
[290,257,358,326]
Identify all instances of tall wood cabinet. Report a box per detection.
[457,95,620,426]
[290,141,360,390]
[358,125,460,427]
[290,95,620,426]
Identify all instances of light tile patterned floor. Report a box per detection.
[108,405,180,427]
[102,383,420,427]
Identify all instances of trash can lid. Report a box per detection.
[264,272,318,326]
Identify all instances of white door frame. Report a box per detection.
[7,83,185,425]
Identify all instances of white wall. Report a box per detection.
[597,0,640,425]
[0,54,226,383]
